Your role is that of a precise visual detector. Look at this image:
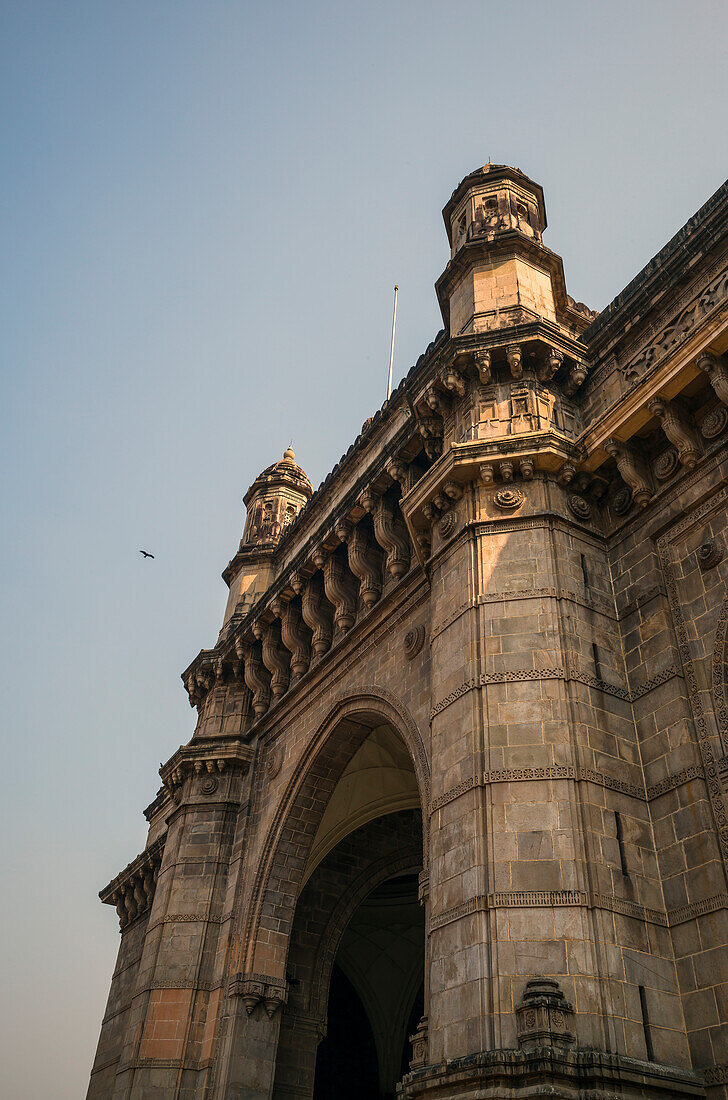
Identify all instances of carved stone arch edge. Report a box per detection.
[241,685,431,976]
[713,591,728,757]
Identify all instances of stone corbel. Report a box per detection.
[386,458,416,496]
[480,463,495,485]
[604,438,653,508]
[347,522,383,609]
[242,639,271,718]
[253,620,290,701]
[424,385,447,416]
[473,349,492,384]
[518,457,535,480]
[298,570,333,658]
[697,350,728,406]
[538,347,563,382]
[441,366,466,398]
[370,495,411,579]
[499,460,515,482]
[273,596,311,680]
[100,838,165,931]
[319,549,359,634]
[562,361,588,396]
[506,344,523,379]
[647,396,701,469]
[229,973,288,1018]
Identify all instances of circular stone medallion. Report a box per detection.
[654,448,679,481]
[493,487,525,512]
[438,510,457,539]
[611,486,633,516]
[265,745,282,779]
[567,494,592,521]
[404,625,426,660]
[701,405,728,440]
[200,776,218,795]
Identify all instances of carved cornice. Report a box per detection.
[159,739,254,802]
[100,836,165,931]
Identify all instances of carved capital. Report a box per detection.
[647,396,701,469]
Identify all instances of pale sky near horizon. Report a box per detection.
[1,2,727,1097]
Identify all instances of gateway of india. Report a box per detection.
[88,163,728,1099]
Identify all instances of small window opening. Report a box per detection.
[581,554,590,591]
[592,642,602,680]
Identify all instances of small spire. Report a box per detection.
[283,441,295,461]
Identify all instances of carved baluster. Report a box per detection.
[538,348,563,382]
[697,351,728,406]
[647,397,701,469]
[275,597,311,679]
[318,548,358,634]
[254,619,290,700]
[242,639,270,718]
[298,571,333,658]
[474,349,491,384]
[506,344,523,379]
[347,522,383,609]
[604,438,653,508]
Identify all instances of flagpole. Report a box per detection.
[386,285,398,401]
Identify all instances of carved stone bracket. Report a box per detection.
[474,349,491,384]
[228,972,288,1018]
[242,639,271,718]
[275,597,311,679]
[697,350,728,406]
[300,571,334,658]
[363,493,411,579]
[538,347,563,382]
[515,978,576,1051]
[506,343,523,379]
[256,619,291,699]
[562,361,588,396]
[604,438,653,508]
[100,837,165,931]
[347,523,382,609]
[321,550,359,634]
[647,397,701,469]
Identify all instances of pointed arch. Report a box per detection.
[242,686,429,978]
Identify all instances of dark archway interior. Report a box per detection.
[313,872,424,1100]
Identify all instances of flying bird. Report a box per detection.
[139,550,155,559]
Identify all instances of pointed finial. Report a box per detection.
[283,441,295,461]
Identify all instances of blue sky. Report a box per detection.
[1,2,726,1096]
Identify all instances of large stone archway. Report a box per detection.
[242,688,430,981]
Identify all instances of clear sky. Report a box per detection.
[1,2,726,1096]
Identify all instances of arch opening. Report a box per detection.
[269,704,428,1100]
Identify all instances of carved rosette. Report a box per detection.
[698,533,724,572]
[604,438,652,508]
[567,494,592,521]
[654,448,680,481]
[347,523,382,609]
[404,625,425,660]
[701,404,728,440]
[494,487,524,512]
[278,599,311,679]
[300,572,333,658]
[648,397,701,469]
[515,978,576,1051]
[322,551,359,634]
[242,640,271,718]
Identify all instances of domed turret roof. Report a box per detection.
[243,446,313,507]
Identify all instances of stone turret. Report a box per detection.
[221,446,312,625]
[436,162,596,337]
